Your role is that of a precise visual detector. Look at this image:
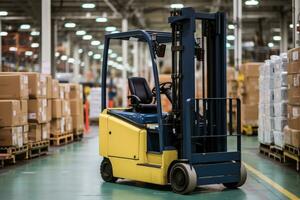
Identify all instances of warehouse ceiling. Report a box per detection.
[0,0,294,63]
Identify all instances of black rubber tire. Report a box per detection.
[169,163,197,194]
[223,163,247,189]
[100,158,118,183]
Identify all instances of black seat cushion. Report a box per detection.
[128,77,157,113]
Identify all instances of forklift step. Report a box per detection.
[137,163,161,168]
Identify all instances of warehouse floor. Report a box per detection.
[0,126,299,200]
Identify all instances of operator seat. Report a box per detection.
[128,77,157,113]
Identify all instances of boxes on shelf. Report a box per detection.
[52,99,62,118]
[0,126,23,147]
[28,99,48,123]
[65,117,73,132]
[0,100,21,127]
[51,118,65,135]
[23,124,29,144]
[41,123,50,140]
[28,123,42,142]
[52,79,59,99]
[0,74,29,100]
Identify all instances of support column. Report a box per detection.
[0,20,2,72]
[73,45,80,82]
[41,0,51,74]
[233,0,242,70]
[51,19,57,77]
[293,0,300,47]
[280,13,288,53]
[122,18,128,107]
[133,41,138,76]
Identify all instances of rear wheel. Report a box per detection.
[100,158,118,183]
[223,163,247,189]
[169,163,197,194]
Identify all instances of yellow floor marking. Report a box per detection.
[243,162,300,200]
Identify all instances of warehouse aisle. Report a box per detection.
[0,127,299,200]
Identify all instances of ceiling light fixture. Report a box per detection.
[9,47,17,52]
[78,49,83,54]
[268,42,274,48]
[25,51,33,56]
[273,36,281,41]
[0,11,8,16]
[93,54,101,60]
[88,51,93,56]
[76,30,86,36]
[55,52,60,57]
[64,22,76,28]
[170,3,184,9]
[91,40,100,46]
[96,17,108,22]
[61,55,68,61]
[20,24,31,30]
[110,53,117,58]
[245,0,259,6]
[30,31,40,36]
[228,24,235,29]
[0,31,8,36]
[82,35,92,40]
[68,58,75,63]
[227,35,235,41]
[105,26,116,32]
[82,3,96,9]
[31,43,39,48]
[116,57,122,62]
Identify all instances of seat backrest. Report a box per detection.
[128,77,153,104]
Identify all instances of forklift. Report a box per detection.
[99,7,247,194]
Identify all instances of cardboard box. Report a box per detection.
[26,73,47,98]
[241,104,258,125]
[0,74,29,100]
[52,79,59,99]
[242,90,259,104]
[70,99,83,115]
[23,124,29,133]
[287,62,300,74]
[69,84,83,99]
[52,99,62,118]
[65,117,73,132]
[59,85,64,99]
[51,118,65,135]
[46,99,52,122]
[28,99,47,123]
[287,74,300,105]
[23,132,28,144]
[227,67,236,81]
[0,100,21,127]
[284,126,292,146]
[72,114,84,131]
[46,75,52,99]
[292,129,300,148]
[0,127,19,146]
[287,47,300,64]
[241,62,262,77]
[20,100,28,125]
[62,100,71,117]
[60,84,70,99]
[287,104,300,130]
[28,124,42,142]
[41,123,50,140]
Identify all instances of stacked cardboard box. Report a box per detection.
[26,73,51,142]
[0,74,28,147]
[240,63,261,127]
[285,48,300,148]
[258,54,288,147]
[69,84,84,134]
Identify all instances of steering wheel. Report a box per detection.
[152,82,172,96]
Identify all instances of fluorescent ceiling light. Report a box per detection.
[20,24,31,30]
[108,49,112,54]
[64,22,76,28]
[93,54,101,59]
[91,40,100,46]
[108,60,114,65]
[170,3,184,9]
[78,49,83,54]
[0,31,8,36]
[116,57,122,62]
[31,43,39,48]
[273,36,281,41]
[55,52,60,57]
[76,30,86,36]
[0,11,8,16]
[82,3,95,9]
[68,58,75,63]
[98,45,104,50]
[30,31,40,36]
[105,26,116,32]
[9,47,17,52]
[82,35,92,40]
[61,55,68,61]
[243,41,255,48]
[96,17,107,22]
[80,62,85,67]
[245,0,259,6]
[289,24,299,29]
[226,43,231,48]
[88,51,93,56]
[227,35,235,41]
[25,51,33,56]
[110,53,117,58]
[228,24,235,29]
[268,42,274,48]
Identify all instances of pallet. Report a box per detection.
[0,153,14,168]
[283,145,300,171]
[269,145,284,162]
[28,140,49,158]
[0,145,28,164]
[73,130,84,141]
[242,125,258,136]
[50,133,73,146]
[259,143,271,156]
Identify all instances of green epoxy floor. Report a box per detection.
[0,126,300,200]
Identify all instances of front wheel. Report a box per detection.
[223,163,247,189]
[100,158,118,183]
[169,163,197,194]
